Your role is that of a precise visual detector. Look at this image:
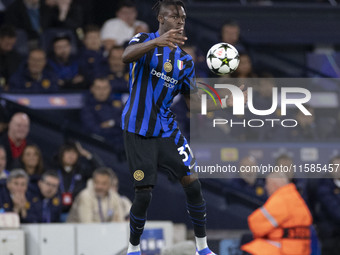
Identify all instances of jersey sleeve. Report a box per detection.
[128,33,150,46]
[180,59,198,95]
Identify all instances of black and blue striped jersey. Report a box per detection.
[122,31,197,138]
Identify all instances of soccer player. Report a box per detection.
[122,1,245,254]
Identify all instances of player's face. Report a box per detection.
[39,176,59,199]
[162,5,186,33]
[93,174,111,198]
[0,148,6,172]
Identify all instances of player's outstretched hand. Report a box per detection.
[226,84,248,107]
[155,28,187,49]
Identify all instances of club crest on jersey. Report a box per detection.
[164,60,172,73]
[177,60,183,70]
[133,170,144,181]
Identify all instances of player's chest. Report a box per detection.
[148,48,184,83]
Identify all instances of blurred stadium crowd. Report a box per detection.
[0,0,340,254]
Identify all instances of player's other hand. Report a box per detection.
[155,28,187,49]
[226,84,247,107]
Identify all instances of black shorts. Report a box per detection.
[123,131,196,187]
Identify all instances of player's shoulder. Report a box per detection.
[129,32,155,44]
[178,47,194,62]
[132,31,159,40]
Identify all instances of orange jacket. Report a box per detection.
[241,183,312,255]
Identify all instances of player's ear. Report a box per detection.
[158,15,165,24]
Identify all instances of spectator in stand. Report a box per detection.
[79,25,106,88]
[134,22,149,35]
[0,169,30,222]
[252,76,286,141]
[48,35,85,90]
[241,172,312,255]
[287,105,319,142]
[0,145,9,179]
[9,48,59,93]
[4,0,49,45]
[314,155,340,255]
[0,25,22,91]
[0,112,31,169]
[97,46,129,94]
[44,0,83,32]
[275,154,308,203]
[67,167,124,223]
[231,53,257,79]
[14,144,44,190]
[100,1,149,51]
[111,170,131,220]
[220,20,245,52]
[81,78,124,152]
[54,141,102,214]
[229,156,267,202]
[26,171,61,223]
[252,75,275,109]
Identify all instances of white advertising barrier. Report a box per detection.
[21,221,174,255]
[0,230,25,255]
[76,223,128,255]
[22,224,76,255]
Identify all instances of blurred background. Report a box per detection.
[0,0,339,254]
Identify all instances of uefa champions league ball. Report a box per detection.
[206,43,240,75]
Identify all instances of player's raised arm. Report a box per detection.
[122,28,187,64]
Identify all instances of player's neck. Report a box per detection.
[158,28,166,36]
